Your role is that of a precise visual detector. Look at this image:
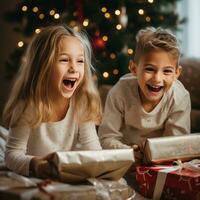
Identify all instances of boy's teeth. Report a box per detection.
[152,86,160,88]
[147,85,163,92]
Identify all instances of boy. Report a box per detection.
[98,27,191,149]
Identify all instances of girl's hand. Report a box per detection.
[30,153,56,178]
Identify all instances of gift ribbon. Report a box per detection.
[0,171,54,200]
[36,180,54,200]
[1,171,135,200]
[153,159,200,200]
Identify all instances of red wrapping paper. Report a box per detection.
[136,165,200,200]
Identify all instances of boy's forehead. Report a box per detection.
[139,49,178,67]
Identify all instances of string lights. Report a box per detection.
[21,5,27,12]
[32,7,39,13]
[83,19,89,27]
[35,28,41,34]
[7,0,180,85]
[17,41,24,48]
[103,72,109,78]
[54,13,60,19]
[19,0,153,83]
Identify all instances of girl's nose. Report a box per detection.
[68,61,77,73]
[68,66,75,73]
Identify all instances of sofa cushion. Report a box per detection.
[180,58,200,109]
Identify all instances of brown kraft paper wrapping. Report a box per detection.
[144,133,200,164]
[51,149,135,183]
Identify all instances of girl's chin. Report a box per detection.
[63,84,76,92]
[61,91,74,98]
[61,84,76,94]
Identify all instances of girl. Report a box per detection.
[3,25,102,178]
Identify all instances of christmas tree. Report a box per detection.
[5,0,184,85]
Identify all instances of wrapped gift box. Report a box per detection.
[51,149,134,183]
[143,134,200,164]
[136,164,200,200]
[0,171,135,200]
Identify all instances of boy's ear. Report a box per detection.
[175,65,182,79]
[129,60,137,75]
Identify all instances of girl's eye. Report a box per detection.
[163,69,174,74]
[78,60,84,63]
[60,58,69,62]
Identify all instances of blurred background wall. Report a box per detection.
[0,0,20,123]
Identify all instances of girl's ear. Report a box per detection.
[175,65,182,79]
[128,60,137,76]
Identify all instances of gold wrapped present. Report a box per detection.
[0,171,135,200]
[51,149,134,183]
[144,133,200,164]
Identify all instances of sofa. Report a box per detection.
[99,58,200,133]
[179,58,200,132]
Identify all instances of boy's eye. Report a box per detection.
[145,67,154,72]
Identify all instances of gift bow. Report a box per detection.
[153,159,200,200]
[0,171,56,200]
[173,159,200,173]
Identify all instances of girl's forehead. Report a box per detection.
[59,35,82,45]
[57,36,84,55]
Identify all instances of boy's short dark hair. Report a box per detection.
[134,27,180,66]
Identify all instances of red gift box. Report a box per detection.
[136,161,200,200]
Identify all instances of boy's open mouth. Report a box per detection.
[147,85,163,92]
[63,78,77,89]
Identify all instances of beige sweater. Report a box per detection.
[98,74,191,149]
[5,103,101,176]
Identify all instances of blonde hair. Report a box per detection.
[134,27,180,66]
[3,25,102,128]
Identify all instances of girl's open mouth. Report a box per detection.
[63,78,77,89]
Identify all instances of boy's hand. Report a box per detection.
[132,144,143,165]
[126,144,143,174]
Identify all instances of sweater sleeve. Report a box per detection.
[5,126,33,176]
[78,122,102,150]
[163,92,191,136]
[98,88,130,149]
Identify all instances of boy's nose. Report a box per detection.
[153,71,163,83]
